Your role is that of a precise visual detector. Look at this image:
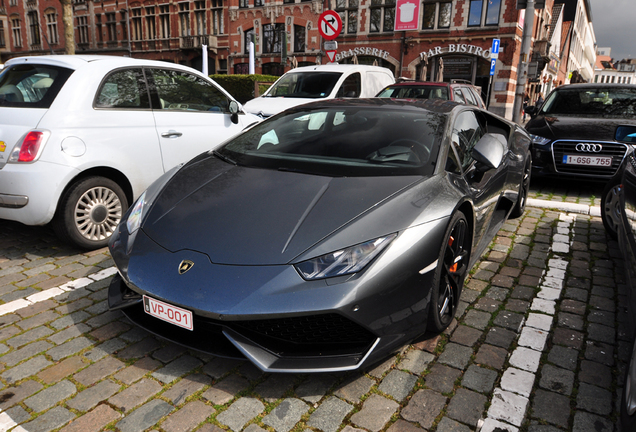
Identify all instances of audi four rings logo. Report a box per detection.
[575,143,603,152]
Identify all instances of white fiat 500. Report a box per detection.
[0,55,260,249]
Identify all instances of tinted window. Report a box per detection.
[461,87,478,106]
[541,87,636,118]
[149,68,229,112]
[217,105,446,177]
[452,111,483,171]
[376,85,449,100]
[95,68,150,109]
[453,88,466,104]
[266,72,343,98]
[0,64,73,108]
[336,73,361,97]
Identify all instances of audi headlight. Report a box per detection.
[529,134,551,146]
[126,191,146,234]
[295,234,397,280]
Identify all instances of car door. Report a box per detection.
[450,110,508,257]
[147,67,246,171]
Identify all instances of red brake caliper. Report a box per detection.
[448,235,458,273]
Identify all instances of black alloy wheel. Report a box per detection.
[511,153,532,219]
[428,211,471,333]
[601,179,621,240]
[622,333,636,430]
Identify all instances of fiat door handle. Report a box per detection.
[161,130,183,138]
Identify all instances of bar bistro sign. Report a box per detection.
[419,44,493,61]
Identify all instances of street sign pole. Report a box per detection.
[486,39,499,109]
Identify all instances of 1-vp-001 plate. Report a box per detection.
[143,295,194,330]
[562,155,612,166]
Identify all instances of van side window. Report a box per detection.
[337,73,361,98]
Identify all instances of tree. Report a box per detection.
[61,0,74,54]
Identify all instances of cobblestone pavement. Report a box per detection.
[0,178,625,432]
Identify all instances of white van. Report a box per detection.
[243,64,395,118]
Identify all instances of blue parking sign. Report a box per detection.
[490,59,497,76]
[491,39,500,56]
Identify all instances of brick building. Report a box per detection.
[0,0,584,118]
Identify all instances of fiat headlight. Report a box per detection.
[295,234,397,280]
[126,191,146,234]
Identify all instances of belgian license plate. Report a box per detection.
[143,295,193,331]
[562,155,612,166]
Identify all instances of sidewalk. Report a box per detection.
[0,193,623,432]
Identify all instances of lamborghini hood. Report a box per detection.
[142,155,421,265]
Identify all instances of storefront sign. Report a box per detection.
[394,0,420,31]
[419,44,492,61]
[335,47,390,62]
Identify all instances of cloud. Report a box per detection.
[592,0,636,60]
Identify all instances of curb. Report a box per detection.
[527,198,601,217]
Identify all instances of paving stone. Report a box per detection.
[334,375,375,403]
[83,338,127,362]
[401,389,446,429]
[307,396,353,432]
[467,279,488,292]
[47,323,91,345]
[349,394,399,432]
[296,374,336,404]
[493,311,524,332]
[474,297,501,313]
[386,419,425,432]
[7,326,53,348]
[539,364,574,396]
[16,311,60,331]
[531,298,556,315]
[262,398,310,432]
[161,400,215,432]
[163,373,211,405]
[474,344,508,369]
[67,379,121,411]
[202,374,250,405]
[577,382,613,415]
[113,356,162,385]
[481,418,520,432]
[485,327,516,349]
[2,405,32,429]
[446,387,487,427]
[216,397,265,432]
[151,355,202,384]
[526,313,553,331]
[437,343,473,370]
[531,389,570,428]
[19,406,75,432]
[487,388,528,427]
[108,378,163,412]
[547,345,578,371]
[585,341,615,366]
[378,370,417,401]
[590,295,615,312]
[553,327,584,349]
[0,325,21,342]
[89,321,130,342]
[587,323,615,344]
[153,343,187,363]
[254,373,297,403]
[1,340,54,367]
[397,349,434,375]
[564,287,588,302]
[463,309,491,330]
[424,364,461,394]
[588,310,615,327]
[462,365,498,394]
[47,336,93,360]
[509,347,541,373]
[202,357,239,379]
[25,379,76,412]
[451,325,482,347]
[119,327,150,343]
[50,311,91,330]
[2,355,51,383]
[571,411,613,432]
[37,356,85,384]
[579,360,612,389]
[460,288,479,303]
[511,285,536,301]
[0,379,43,410]
[59,404,122,432]
[74,356,125,386]
[116,399,174,432]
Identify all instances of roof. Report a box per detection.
[548,4,564,41]
[287,64,393,74]
[387,81,451,88]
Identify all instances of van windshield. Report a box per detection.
[266,72,342,98]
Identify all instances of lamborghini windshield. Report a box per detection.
[216,104,446,177]
[540,87,636,118]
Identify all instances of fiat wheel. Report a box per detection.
[53,176,128,250]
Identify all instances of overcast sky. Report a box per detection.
[591,0,636,60]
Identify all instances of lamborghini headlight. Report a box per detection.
[126,191,146,234]
[529,134,551,146]
[295,233,397,280]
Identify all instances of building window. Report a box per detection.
[262,62,284,76]
[179,2,190,36]
[336,0,358,34]
[0,21,5,48]
[239,0,248,8]
[121,12,129,41]
[293,24,305,52]
[106,12,117,41]
[244,28,254,54]
[422,1,451,29]
[131,8,142,40]
[95,14,102,43]
[255,0,263,6]
[11,17,21,47]
[262,23,284,53]
[211,0,223,34]
[284,0,295,3]
[146,7,156,39]
[370,0,395,33]
[28,11,41,46]
[46,11,59,45]
[234,63,249,74]
[159,6,170,38]
[194,1,205,35]
[9,0,16,6]
[77,15,88,44]
[468,0,500,26]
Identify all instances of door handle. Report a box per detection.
[161,130,183,138]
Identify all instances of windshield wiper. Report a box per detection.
[213,150,237,165]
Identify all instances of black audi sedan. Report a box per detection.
[525,84,636,184]
[108,98,531,373]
